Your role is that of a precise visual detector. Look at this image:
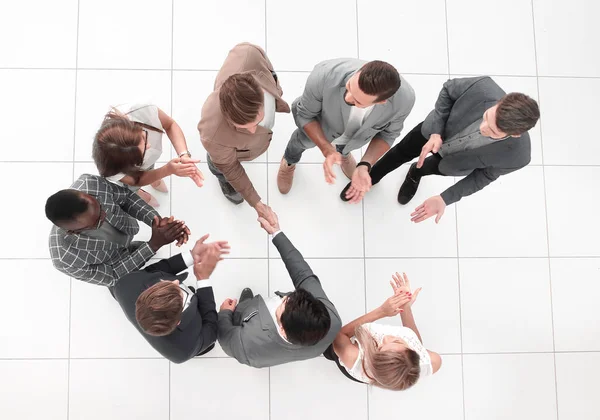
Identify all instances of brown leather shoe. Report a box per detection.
[277,158,296,194]
[341,153,357,179]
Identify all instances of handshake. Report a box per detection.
[148,204,282,283]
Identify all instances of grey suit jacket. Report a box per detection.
[292,58,415,154]
[217,233,342,368]
[422,76,532,205]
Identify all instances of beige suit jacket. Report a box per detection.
[198,43,290,206]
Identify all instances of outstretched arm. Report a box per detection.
[272,233,315,290]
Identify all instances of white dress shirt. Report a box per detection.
[333,105,374,145]
[259,90,276,130]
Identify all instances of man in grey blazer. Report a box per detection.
[277,59,415,201]
[217,213,342,368]
[344,76,540,224]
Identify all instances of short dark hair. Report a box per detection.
[45,189,89,224]
[135,282,183,337]
[358,61,401,102]
[280,288,331,346]
[219,73,264,125]
[496,93,540,135]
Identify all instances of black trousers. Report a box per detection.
[370,122,442,185]
[323,344,366,384]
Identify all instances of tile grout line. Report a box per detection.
[264,0,268,53]
[4,161,600,167]
[169,1,175,419]
[5,67,600,79]
[444,0,465,417]
[443,0,452,75]
[355,0,360,59]
[265,4,271,418]
[67,0,81,418]
[4,255,600,261]
[355,2,369,416]
[530,0,560,418]
[361,177,369,420]
[3,350,598,361]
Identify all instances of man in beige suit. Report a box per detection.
[198,43,290,220]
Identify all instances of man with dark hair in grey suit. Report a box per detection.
[217,212,342,368]
[342,76,540,224]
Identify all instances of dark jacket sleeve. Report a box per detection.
[218,310,250,365]
[144,254,188,275]
[192,287,218,354]
[272,233,315,290]
[440,166,520,205]
[272,232,342,331]
[429,77,490,138]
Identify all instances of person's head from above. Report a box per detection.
[274,288,331,346]
[219,73,265,134]
[45,189,106,233]
[479,92,540,140]
[92,111,154,178]
[344,60,401,108]
[136,280,187,336]
[354,326,421,391]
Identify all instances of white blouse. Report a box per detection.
[106,103,164,185]
[340,323,433,384]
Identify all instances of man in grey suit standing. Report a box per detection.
[277,59,415,201]
[346,76,540,224]
[217,213,342,368]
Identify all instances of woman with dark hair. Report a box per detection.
[325,272,442,390]
[93,103,204,207]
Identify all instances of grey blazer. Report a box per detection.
[422,76,532,205]
[291,58,416,154]
[217,233,342,368]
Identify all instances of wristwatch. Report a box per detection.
[178,151,192,158]
[356,161,372,172]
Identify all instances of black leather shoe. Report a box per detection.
[339,182,352,202]
[398,163,421,205]
[239,288,254,303]
[219,181,243,205]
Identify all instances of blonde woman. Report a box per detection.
[324,272,442,389]
[92,103,204,207]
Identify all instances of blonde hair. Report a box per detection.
[354,325,421,391]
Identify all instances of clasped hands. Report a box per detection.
[219,208,281,312]
[380,272,422,317]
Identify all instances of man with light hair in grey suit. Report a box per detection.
[277,59,415,202]
[352,76,540,224]
[217,212,341,368]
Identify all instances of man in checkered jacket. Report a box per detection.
[46,174,190,287]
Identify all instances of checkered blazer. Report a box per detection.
[49,174,160,287]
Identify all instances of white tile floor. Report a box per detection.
[0,0,598,419]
